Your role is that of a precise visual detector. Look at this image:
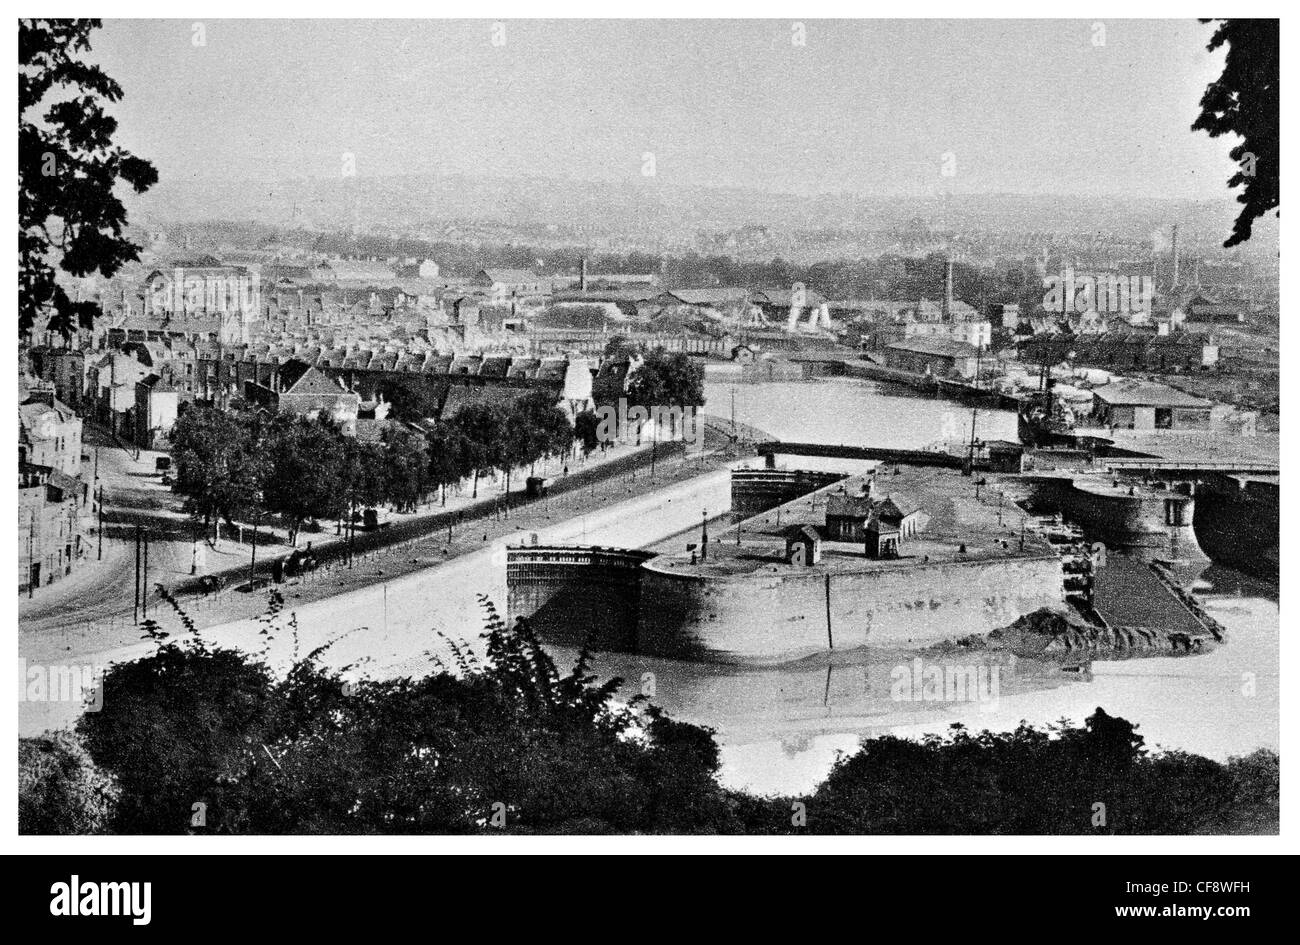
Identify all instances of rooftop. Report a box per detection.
[645,466,1054,580]
[1091,380,1213,408]
[885,337,980,359]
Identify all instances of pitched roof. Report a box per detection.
[783,523,822,543]
[1091,380,1212,408]
[285,365,346,397]
[826,494,873,519]
[660,288,749,306]
[885,337,979,359]
[875,493,920,520]
[480,268,539,285]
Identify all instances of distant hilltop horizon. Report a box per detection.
[125,170,1275,256]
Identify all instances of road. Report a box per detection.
[18,424,257,632]
[19,459,737,736]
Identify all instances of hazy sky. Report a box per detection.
[87,18,1237,199]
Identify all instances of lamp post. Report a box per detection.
[248,489,264,589]
[27,517,35,599]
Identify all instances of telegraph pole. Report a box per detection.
[249,511,259,588]
[142,531,149,617]
[133,525,141,623]
[96,485,103,560]
[965,342,982,474]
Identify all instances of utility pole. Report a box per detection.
[824,573,834,650]
[966,342,982,474]
[27,521,35,599]
[348,495,356,568]
[142,531,149,617]
[96,485,103,560]
[249,510,259,588]
[133,525,141,623]
[966,405,979,473]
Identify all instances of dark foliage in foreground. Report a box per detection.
[19,19,157,337]
[1192,18,1279,248]
[18,599,1279,835]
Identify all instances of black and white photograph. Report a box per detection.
[11,7,1288,864]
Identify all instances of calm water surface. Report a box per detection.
[582,378,1279,796]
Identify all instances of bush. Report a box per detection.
[19,731,119,834]
[19,596,1278,836]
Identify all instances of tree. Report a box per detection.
[499,411,535,497]
[427,422,470,506]
[262,416,349,545]
[340,437,388,535]
[380,424,431,512]
[501,392,574,490]
[69,599,738,834]
[626,349,706,442]
[574,409,601,457]
[19,731,119,834]
[1192,19,1279,247]
[373,376,441,423]
[19,19,157,336]
[449,404,503,499]
[77,639,279,833]
[29,605,1282,835]
[603,334,638,360]
[169,404,267,534]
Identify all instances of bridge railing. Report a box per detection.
[1104,459,1279,474]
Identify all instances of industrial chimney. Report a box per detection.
[943,256,954,321]
[1171,224,1180,290]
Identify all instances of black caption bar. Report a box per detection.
[7,854,1276,931]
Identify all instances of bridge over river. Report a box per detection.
[755,441,970,469]
[1100,457,1279,477]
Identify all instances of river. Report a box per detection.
[606,377,1278,795]
[23,376,1278,798]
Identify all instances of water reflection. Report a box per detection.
[584,377,1280,795]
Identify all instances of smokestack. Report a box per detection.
[946,254,956,321]
[579,258,588,291]
[1171,224,1180,289]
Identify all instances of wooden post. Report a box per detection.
[133,525,141,624]
[824,573,834,649]
[249,513,258,588]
